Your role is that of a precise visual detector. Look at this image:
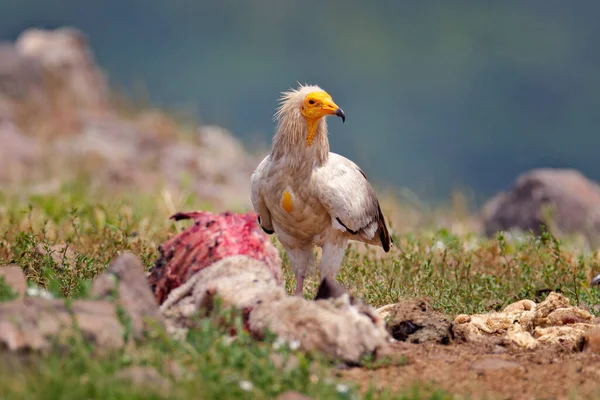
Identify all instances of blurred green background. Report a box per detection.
[2,0,598,203]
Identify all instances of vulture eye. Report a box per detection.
[308,99,316,105]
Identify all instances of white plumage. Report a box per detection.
[251,83,392,296]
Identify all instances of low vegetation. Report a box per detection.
[1,180,600,399]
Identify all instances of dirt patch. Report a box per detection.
[342,330,600,399]
[341,340,600,399]
[352,294,600,398]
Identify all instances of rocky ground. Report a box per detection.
[0,26,263,211]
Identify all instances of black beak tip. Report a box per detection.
[335,108,346,123]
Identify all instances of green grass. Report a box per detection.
[1,182,600,399]
[0,275,18,302]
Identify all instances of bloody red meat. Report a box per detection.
[148,211,282,304]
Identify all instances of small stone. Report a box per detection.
[0,265,27,298]
[503,299,536,313]
[454,314,471,324]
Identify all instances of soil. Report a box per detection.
[340,337,600,400]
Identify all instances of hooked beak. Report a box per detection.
[313,93,346,123]
[335,108,346,123]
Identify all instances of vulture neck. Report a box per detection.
[271,114,330,175]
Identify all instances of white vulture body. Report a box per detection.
[251,84,391,296]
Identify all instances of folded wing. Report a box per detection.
[314,153,391,251]
[250,155,274,234]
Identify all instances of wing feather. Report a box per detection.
[315,153,391,251]
[250,155,274,234]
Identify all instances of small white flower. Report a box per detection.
[273,336,286,350]
[289,339,300,351]
[239,380,253,392]
[26,286,54,299]
[433,240,446,252]
[221,336,235,346]
[463,238,479,252]
[336,383,349,393]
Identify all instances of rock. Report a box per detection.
[148,211,282,305]
[91,252,164,338]
[0,121,42,183]
[0,26,261,212]
[34,243,77,270]
[545,307,593,326]
[0,265,27,299]
[452,292,597,350]
[15,26,110,113]
[114,366,171,393]
[505,322,538,350]
[377,298,453,344]
[482,168,600,243]
[471,358,522,374]
[275,391,312,400]
[503,299,536,314]
[158,125,256,210]
[0,42,44,104]
[454,314,471,324]
[0,297,124,353]
[51,115,164,191]
[534,292,571,319]
[533,324,596,348]
[70,300,126,349]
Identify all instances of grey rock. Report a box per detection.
[0,297,124,353]
[482,168,600,245]
[91,252,164,338]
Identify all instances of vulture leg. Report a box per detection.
[318,238,348,282]
[286,247,314,297]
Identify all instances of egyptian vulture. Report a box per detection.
[251,83,391,296]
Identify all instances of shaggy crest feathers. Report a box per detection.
[273,82,324,123]
[270,83,330,167]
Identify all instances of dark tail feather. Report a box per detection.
[377,203,392,252]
